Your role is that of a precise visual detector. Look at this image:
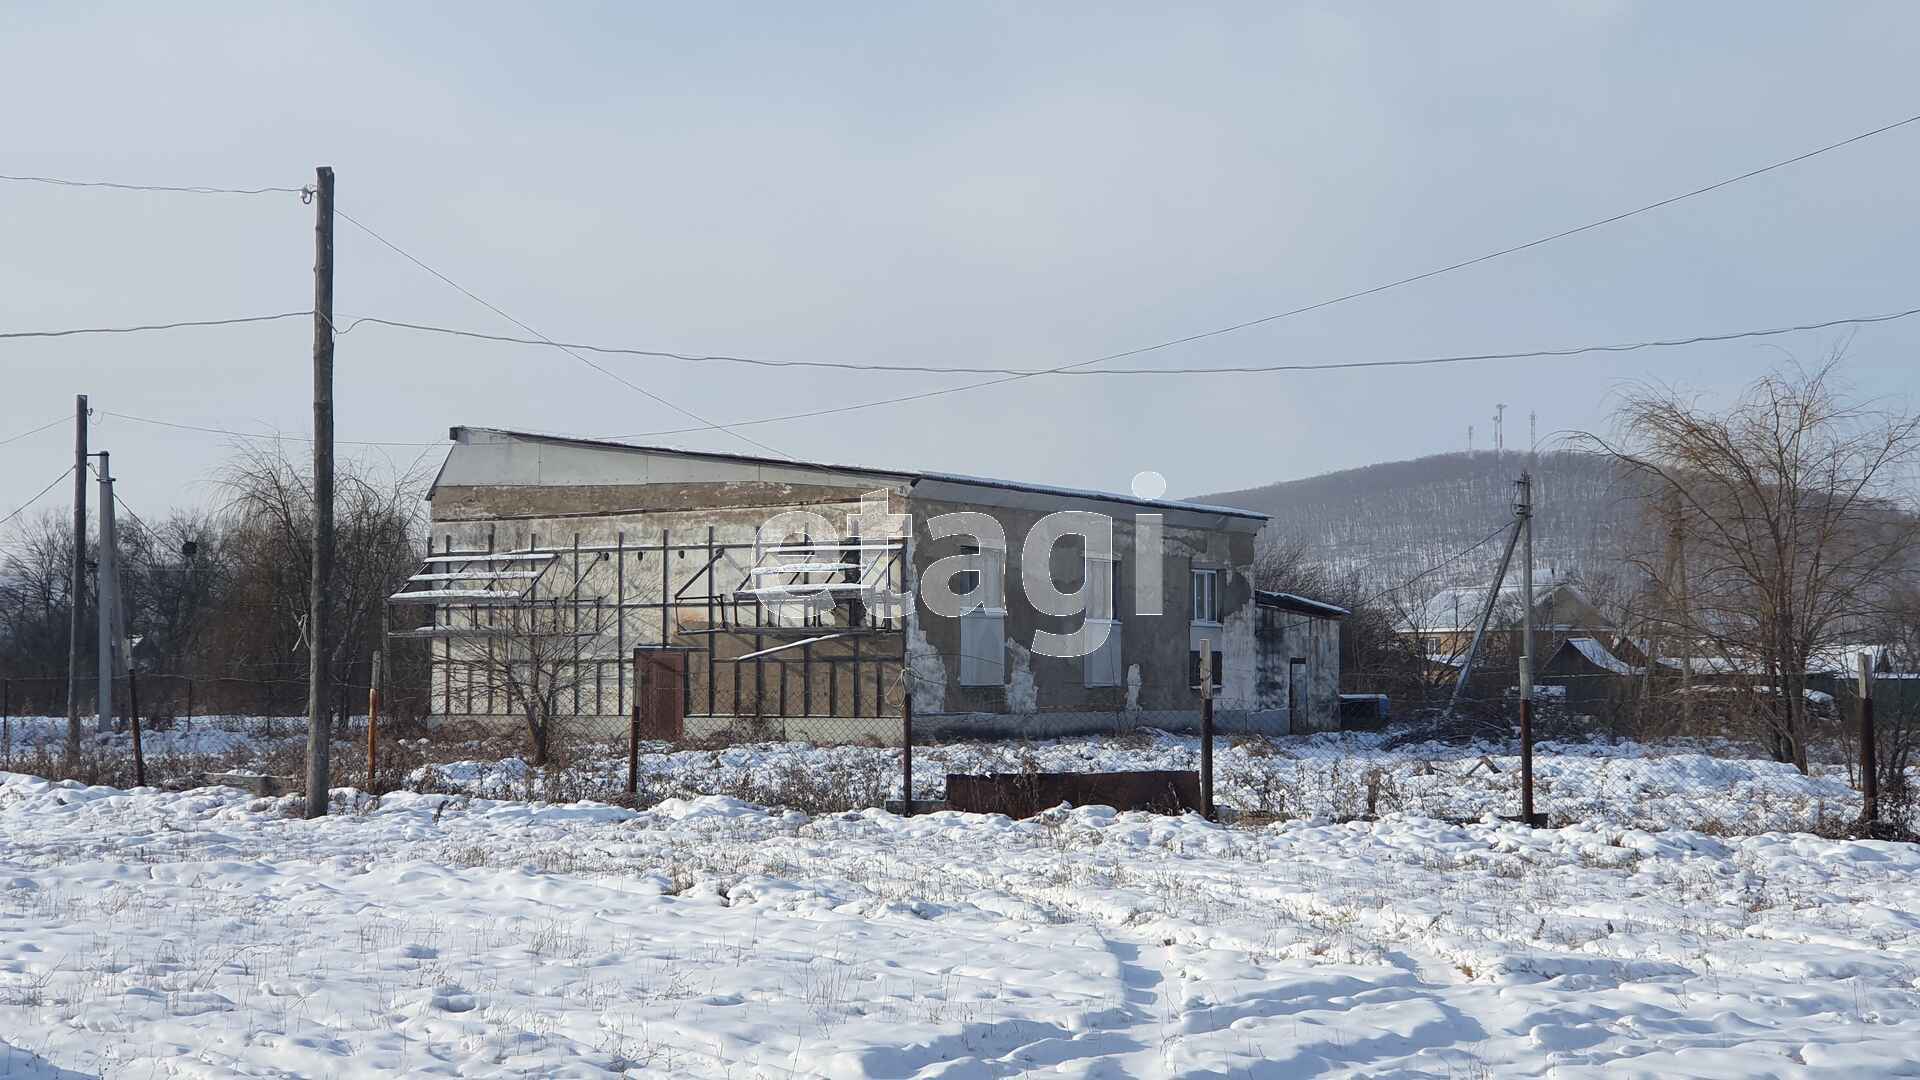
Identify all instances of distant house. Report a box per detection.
[1398,580,1613,661]
[1540,636,1642,679]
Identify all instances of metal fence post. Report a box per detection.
[902,689,914,817]
[1859,653,1878,828]
[1200,636,1215,822]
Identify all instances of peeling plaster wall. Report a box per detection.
[903,612,946,715]
[421,429,1269,737]
[907,492,1260,723]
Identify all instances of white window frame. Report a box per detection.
[1083,551,1121,687]
[1191,567,1220,626]
[958,543,1007,686]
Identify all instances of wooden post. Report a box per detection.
[1859,652,1878,828]
[305,165,335,818]
[367,650,381,789]
[127,668,145,788]
[902,689,914,816]
[628,649,641,800]
[1517,472,1536,825]
[66,394,88,762]
[1199,636,1214,821]
[96,451,116,736]
[2,678,10,768]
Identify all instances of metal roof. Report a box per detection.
[441,426,1268,521]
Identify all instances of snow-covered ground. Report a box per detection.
[2,772,1918,1077]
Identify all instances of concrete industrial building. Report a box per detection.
[393,427,1342,741]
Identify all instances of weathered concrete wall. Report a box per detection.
[1253,606,1341,733]
[905,492,1262,722]
[421,429,1270,740]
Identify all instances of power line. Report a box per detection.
[638,107,1920,433]
[1045,109,1920,377]
[0,174,305,196]
[331,207,790,459]
[1,415,67,446]
[350,303,1920,379]
[99,410,446,448]
[0,466,77,533]
[608,303,1920,438]
[40,297,1919,448]
[0,312,311,340]
[339,111,1920,437]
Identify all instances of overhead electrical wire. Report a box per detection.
[6,110,1917,445]
[1045,109,1920,376]
[346,304,1920,378]
[0,466,77,532]
[0,312,311,340]
[0,174,305,196]
[1,415,67,446]
[331,207,791,460]
[10,297,1916,450]
[99,410,446,448]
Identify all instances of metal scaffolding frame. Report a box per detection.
[388,525,909,723]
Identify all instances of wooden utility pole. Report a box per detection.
[306,165,336,818]
[96,450,117,735]
[127,667,145,788]
[1199,636,1215,821]
[366,649,381,787]
[1448,515,1522,713]
[1858,653,1878,829]
[66,394,88,762]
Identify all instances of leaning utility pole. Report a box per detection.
[1447,512,1522,714]
[96,451,117,733]
[306,165,336,819]
[65,394,88,761]
[1517,472,1536,824]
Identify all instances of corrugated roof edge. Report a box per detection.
[1256,590,1350,618]
[446,426,1269,521]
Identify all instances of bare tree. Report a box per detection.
[210,442,429,720]
[1580,361,1920,770]
[1256,528,1433,701]
[444,597,616,766]
[0,510,81,677]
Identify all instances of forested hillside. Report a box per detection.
[1204,450,1641,592]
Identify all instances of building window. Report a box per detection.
[955,544,1006,613]
[1084,552,1121,687]
[958,543,1007,686]
[1086,555,1116,622]
[1191,568,1219,624]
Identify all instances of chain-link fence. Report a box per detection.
[4,660,1908,839]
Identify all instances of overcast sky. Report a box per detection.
[4,2,1918,533]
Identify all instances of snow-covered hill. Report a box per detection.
[1204,450,1640,590]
